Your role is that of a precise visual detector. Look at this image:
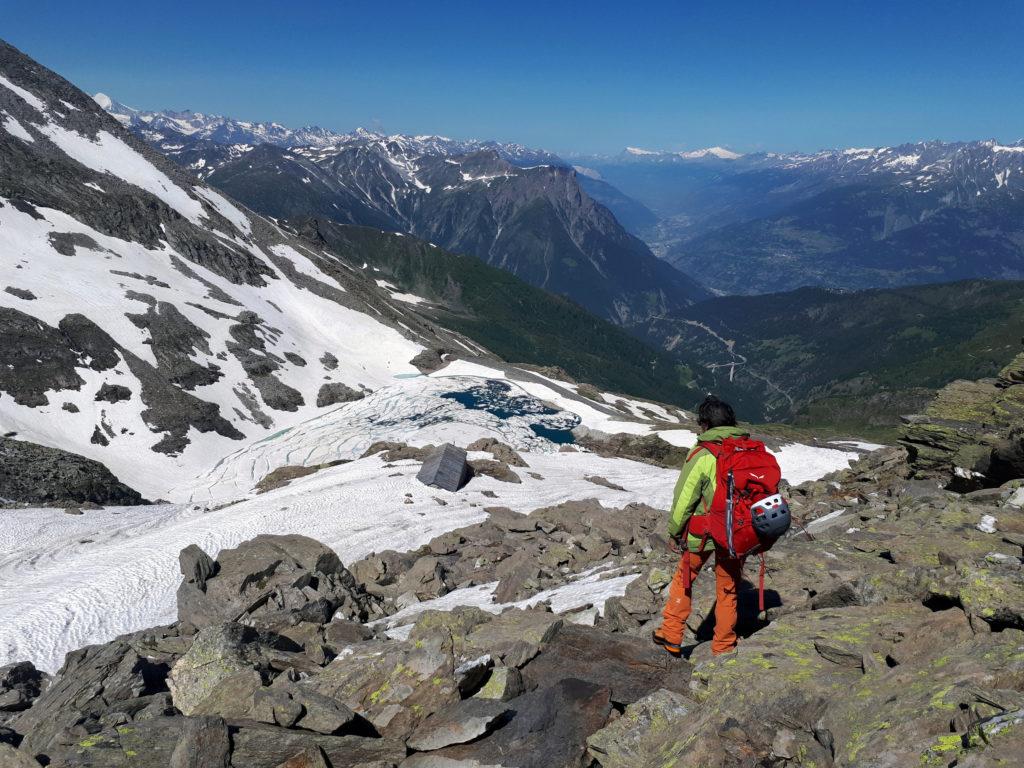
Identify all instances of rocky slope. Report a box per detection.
[0,437,144,507]
[2,369,1022,766]
[901,349,1024,491]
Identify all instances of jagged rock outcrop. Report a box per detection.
[900,351,1024,490]
[0,437,145,506]
[176,534,382,632]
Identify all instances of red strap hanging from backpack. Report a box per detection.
[758,552,767,616]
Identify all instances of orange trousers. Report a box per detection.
[658,548,744,655]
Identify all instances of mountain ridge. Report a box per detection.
[104,99,708,323]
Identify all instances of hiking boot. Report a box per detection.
[651,629,682,658]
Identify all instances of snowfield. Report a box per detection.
[0,365,869,673]
[0,449,678,673]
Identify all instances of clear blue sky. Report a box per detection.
[3,0,1022,155]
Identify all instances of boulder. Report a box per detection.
[274,746,330,768]
[406,698,512,752]
[520,624,689,706]
[298,627,461,739]
[175,535,377,632]
[0,662,49,718]
[397,556,451,600]
[167,623,266,718]
[168,716,230,768]
[405,678,611,768]
[230,725,405,768]
[473,667,525,702]
[0,744,41,767]
[465,438,527,467]
[467,459,520,484]
[253,685,358,735]
[586,688,693,767]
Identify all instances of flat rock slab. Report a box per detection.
[411,677,611,768]
[407,698,512,752]
[230,726,406,768]
[520,624,690,706]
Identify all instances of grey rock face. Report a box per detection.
[175,535,378,632]
[586,688,692,767]
[0,743,41,767]
[0,662,49,720]
[0,437,145,506]
[167,624,266,717]
[406,698,511,752]
[12,625,184,758]
[315,382,364,407]
[168,716,231,768]
[413,677,612,768]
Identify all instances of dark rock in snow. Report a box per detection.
[3,286,35,300]
[417,444,470,492]
[95,383,132,403]
[176,535,379,632]
[315,382,364,407]
[0,437,145,506]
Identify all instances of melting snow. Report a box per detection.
[194,186,251,234]
[1,111,33,142]
[36,124,206,224]
[0,75,47,112]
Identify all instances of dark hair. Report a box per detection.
[697,395,736,429]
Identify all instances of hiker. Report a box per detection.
[653,395,789,657]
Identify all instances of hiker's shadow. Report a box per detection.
[691,581,782,642]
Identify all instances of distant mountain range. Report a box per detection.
[97,94,565,166]
[99,96,708,323]
[578,140,1024,294]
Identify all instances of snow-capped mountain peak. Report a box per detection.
[678,146,743,160]
[95,97,567,167]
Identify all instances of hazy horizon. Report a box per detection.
[3,0,1022,156]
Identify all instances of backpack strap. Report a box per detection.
[689,440,721,459]
[757,552,767,619]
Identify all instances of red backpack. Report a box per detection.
[684,437,789,613]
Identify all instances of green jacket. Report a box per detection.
[667,425,750,552]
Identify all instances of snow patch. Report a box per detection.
[0,75,47,112]
[36,124,206,224]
